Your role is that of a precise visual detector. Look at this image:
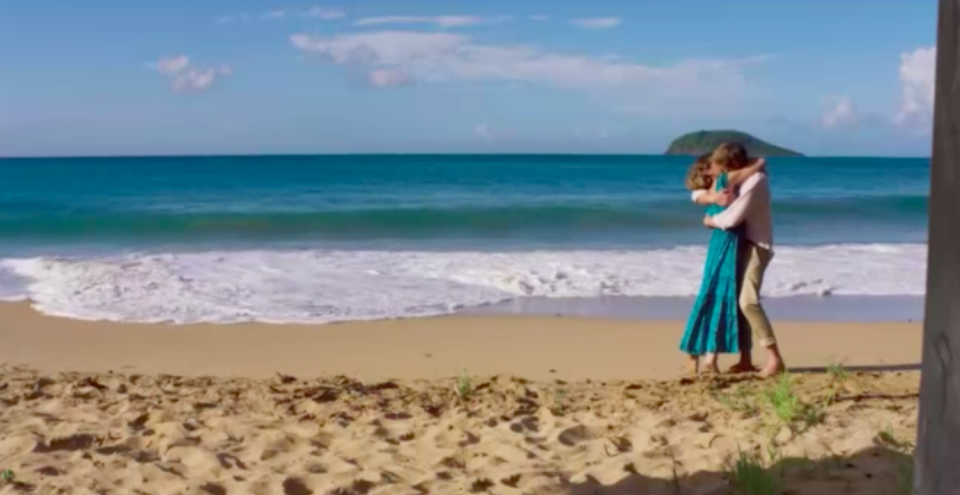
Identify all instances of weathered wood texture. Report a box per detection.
[917,1,960,494]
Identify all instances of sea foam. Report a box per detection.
[0,243,926,324]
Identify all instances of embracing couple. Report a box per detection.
[680,142,786,378]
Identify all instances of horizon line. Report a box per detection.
[0,152,931,160]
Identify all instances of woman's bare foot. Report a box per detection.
[701,354,720,375]
[686,355,700,376]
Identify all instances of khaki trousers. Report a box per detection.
[737,241,776,348]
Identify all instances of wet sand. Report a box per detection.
[0,302,921,381]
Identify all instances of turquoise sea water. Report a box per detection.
[0,155,930,323]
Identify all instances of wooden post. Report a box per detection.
[916,1,960,493]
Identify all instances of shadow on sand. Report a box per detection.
[790,364,920,374]
[559,445,912,495]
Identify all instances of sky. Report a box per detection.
[0,0,938,157]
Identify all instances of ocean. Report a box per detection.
[0,155,929,324]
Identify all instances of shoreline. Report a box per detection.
[468,294,924,323]
[2,293,925,326]
[0,301,923,381]
[0,243,927,325]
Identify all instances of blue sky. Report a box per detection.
[0,0,937,157]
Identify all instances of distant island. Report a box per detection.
[665,130,803,157]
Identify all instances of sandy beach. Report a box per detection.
[0,302,924,494]
[0,302,922,381]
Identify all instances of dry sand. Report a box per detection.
[0,303,924,494]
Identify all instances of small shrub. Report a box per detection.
[800,403,825,429]
[725,450,783,495]
[715,385,760,415]
[876,428,915,454]
[826,362,850,382]
[821,385,840,408]
[765,374,802,424]
[874,429,915,495]
[765,438,783,467]
[763,373,822,432]
[456,370,473,400]
[553,388,567,415]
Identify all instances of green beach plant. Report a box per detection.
[0,470,14,484]
[876,428,914,454]
[765,373,802,425]
[553,387,567,415]
[763,373,823,432]
[874,428,915,495]
[821,384,840,408]
[714,384,760,416]
[725,449,783,495]
[800,402,825,429]
[823,361,850,406]
[455,369,473,400]
[765,438,783,468]
[826,361,850,382]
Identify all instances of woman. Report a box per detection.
[679,153,765,375]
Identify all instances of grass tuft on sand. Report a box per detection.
[456,369,473,400]
[725,449,783,495]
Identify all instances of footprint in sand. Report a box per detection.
[558,425,594,447]
[282,477,314,495]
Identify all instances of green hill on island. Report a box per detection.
[665,130,803,157]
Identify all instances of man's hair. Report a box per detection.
[684,153,712,191]
[710,142,750,171]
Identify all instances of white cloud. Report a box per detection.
[569,17,622,29]
[369,68,410,88]
[354,16,485,29]
[528,15,549,22]
[156,55,190,76]
[172,68,216,93]
[220,6,344,25]
[306,5,346,20]
[149,55,231,94]
[897,46,936,130]
[289,31,771,109]
[260,10,286,21]
[823,97,860,129]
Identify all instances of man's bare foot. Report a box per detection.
[758,361,786,378]
[728,362,759,374]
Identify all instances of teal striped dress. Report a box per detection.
[679,173,750,356]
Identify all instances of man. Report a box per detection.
[703,143,785,378]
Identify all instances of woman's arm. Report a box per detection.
[692,189,733,206]
[726,158,766,188]
[693,190,714,205]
